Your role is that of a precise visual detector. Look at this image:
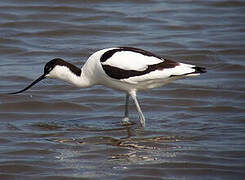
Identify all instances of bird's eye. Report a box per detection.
[48,67,52,72]
[44,66,53,74]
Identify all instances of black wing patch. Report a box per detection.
[102,59,179,79]
[100,47,162,62]
[101,47,179,79]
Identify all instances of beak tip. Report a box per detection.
[8,74,46,95]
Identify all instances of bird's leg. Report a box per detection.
[121,93,130,124]
[130,91,145,127]
[124,93,129,119]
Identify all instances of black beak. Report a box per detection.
[9,74,46,94]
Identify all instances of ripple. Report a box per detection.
[0,0,245,179]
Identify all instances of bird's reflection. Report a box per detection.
[50,125,179,164]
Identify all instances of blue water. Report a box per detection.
[0,0,245,179]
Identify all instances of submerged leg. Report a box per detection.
[124,93,129,118]
[130,91,145,127]
[121,94,130,124]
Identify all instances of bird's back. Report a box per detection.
[82,47,206,92]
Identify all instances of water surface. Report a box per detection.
[0,0,245,179]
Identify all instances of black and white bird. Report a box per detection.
[10,47,206,127]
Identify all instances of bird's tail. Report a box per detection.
[169,63,207,78]
[192,66,207,74]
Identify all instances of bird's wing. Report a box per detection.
[101,47,163,71]
[100,47,203,85]
[100,47,182,81]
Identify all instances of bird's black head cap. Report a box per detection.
[9,58,70,94]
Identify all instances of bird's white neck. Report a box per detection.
[47,65,93,88]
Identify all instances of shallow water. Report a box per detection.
[0,0,245,179]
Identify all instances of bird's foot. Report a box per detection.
[121,117,135,126]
